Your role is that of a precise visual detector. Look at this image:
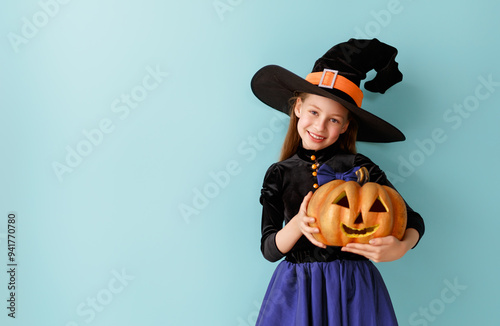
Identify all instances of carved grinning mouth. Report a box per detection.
[341,223,379,238]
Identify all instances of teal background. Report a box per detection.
[1,0,499,325]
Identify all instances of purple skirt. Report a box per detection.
[256,260,398,326]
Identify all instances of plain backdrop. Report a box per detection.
[1,1,499,325]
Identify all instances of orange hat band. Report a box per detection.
[305,69,364,107]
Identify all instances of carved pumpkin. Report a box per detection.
[307,180,407,246]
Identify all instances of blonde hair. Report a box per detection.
[279,93,358,161]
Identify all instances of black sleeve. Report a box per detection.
[354,154,425,248]
[259,163,286,262]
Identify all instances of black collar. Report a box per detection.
[296,142,339,162]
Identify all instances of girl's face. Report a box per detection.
[294,94,350,151]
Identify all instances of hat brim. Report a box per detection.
[251,65,405,142]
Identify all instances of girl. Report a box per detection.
[250,39,424,325]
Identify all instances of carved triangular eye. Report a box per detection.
[369,197,387,212]
[333,192,349,208]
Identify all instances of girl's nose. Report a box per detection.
[315,118,327,131]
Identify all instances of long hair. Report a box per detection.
[279,92,358,161]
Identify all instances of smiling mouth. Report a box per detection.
[341,223,379,238]
[308,131,325,140]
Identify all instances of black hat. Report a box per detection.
[251,38,405,142]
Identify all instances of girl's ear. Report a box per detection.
[294,98,303,118]
[340,120,350,134]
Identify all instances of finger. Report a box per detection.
[300,221,320,234]
[341,246,375,260]
[370,237,390,246]
[341,245,369,256]
[304,191,313,203]
[303,216,317,226]
[343,244,382,257]
[300,191,313,211]
[343,243,375,251]
[369,236,394,246]
[304,233,327,248]
[313,240,327,249]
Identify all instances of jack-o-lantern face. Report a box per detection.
[307,180,407,246]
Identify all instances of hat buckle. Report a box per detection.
[318,69,338,89]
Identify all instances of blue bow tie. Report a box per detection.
[317,165,361,186]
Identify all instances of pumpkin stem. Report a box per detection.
[355,166,370,186]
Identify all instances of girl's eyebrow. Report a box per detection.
[308,104,322,111]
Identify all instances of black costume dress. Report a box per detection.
[256,142,425,326]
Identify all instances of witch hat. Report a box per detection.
[251,38,405,142]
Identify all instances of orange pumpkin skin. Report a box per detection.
[307,180,407,246]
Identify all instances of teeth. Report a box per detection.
[309,132,325,140]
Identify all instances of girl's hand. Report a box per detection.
[340,229,419,262]
[295,192,327,249]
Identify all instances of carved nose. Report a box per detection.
[354,213,363,225]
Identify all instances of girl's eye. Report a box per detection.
[330,118,339,123]
[310,110,318,115]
